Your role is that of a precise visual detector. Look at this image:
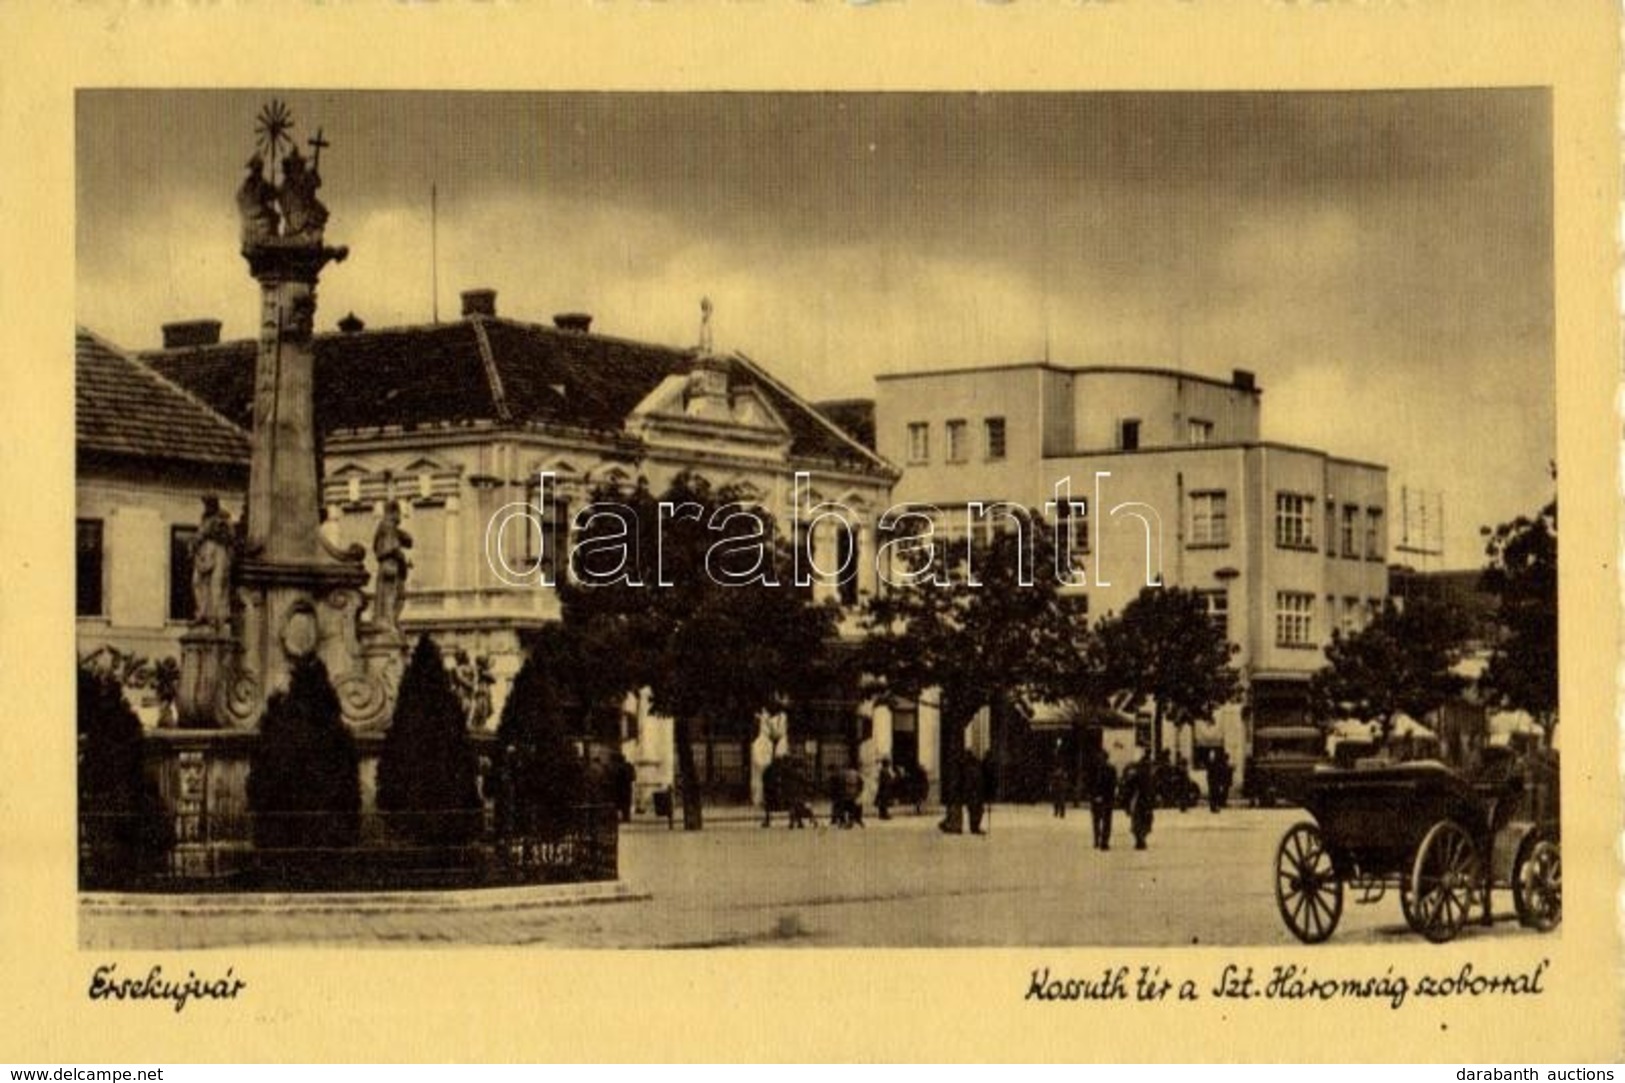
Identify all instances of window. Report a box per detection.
[1189,491,1228,547]
[1341,505,1359,558]
[1055,499,1090,569]
[1200,589,1230,640]
[1276,591,1315,647]
[1341,596,1362,634]
[1365,508,1384,560]
[518,484,571,578]
[76,518,104,617]
[984,417,1007,461]
[1120,419,1141,451]
[1274,493,1315,549]
[946,419,968,463]
[836,524,859,606]
[906,422,930,464]
[1188,418,1213,445]
[169,525,197,622]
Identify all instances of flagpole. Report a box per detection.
[431,183,440,325]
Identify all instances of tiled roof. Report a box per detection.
[813,398,877,452]
[77,328,249,467]
[147,317,896,477]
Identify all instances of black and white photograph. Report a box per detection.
[74,87,1562,951]
[2,0,1617,1067]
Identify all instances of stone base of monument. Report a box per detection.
[176,626,238,729]
[103,730,619,894]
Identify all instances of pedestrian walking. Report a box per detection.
[876,758,896,820]
[760,757,781,828]
[963,748,988,835]
[1089,756,1117,851]
[1048,762,1069,818]
[1207,748,1234,814]
[841,764,866,828]
[612,750,635,824]
[1125,750,1156,850]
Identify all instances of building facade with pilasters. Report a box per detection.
[149,290,897,805]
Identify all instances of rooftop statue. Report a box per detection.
[277,147,329,244]
[236,155,281,246]
[237,101,335,251]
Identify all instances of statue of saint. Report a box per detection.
[277,147,328,243]
[190,495,236,627]
[236,155,280,246]
[372,500,413,631]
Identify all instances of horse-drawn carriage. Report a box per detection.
[1273,748,1560,944]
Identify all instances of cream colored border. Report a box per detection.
[0,1,1617,1063]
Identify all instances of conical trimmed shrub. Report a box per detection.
[377,636,482,845]
[77,666,173,886]
[247,655,361,851]
[495,631,586,836]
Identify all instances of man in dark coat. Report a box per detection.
[962,749,988,835]
[876,758,896,820]
[1048,762,1070,818]
[1207,748,1233,813]
[612,751,635,823]
[1089,756,1118,850]
[760,758,781,827]
[1125,751,1156,850]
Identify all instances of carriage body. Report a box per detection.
[1275,757,1560,944]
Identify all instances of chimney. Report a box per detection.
[553,312,593,333]
[161,319,222,350]
[1231,368,1257,392]
[461,289,497,319]
[337,312,365,334]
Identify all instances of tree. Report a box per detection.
[246,655,361,850]
[1480,497,1557,733]
[77,664,173,886]
[495,626,588,836]
[1308,596,1470,741]
[377,635,482,845]
[858,511,1092,831]
[1098,586,1240,759]
[556,472,839,830]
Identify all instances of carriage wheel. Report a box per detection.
[1398,877,1429,934]
[1512,835,1561,932]
[1275,822,1344,944]
[1409,821,1480,943]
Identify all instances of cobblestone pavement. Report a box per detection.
[81,805,1546,948]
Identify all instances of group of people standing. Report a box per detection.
[755,747,1236,850]
[760,755,930,830]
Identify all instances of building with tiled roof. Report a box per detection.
[146,292,898,801]
[76,328,249,709]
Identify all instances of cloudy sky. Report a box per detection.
[77,90,1552,568]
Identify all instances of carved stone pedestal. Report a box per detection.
[176,625,237,728]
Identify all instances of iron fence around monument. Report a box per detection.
[78,804,619,892]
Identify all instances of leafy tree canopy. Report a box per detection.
[555,472,839,828]
[858,511,1094,812]
[1480,497,1557,727]
[1097,585,1240,752]
[1308,596,1471,739]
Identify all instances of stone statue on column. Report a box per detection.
[190,495,236,628]
[372,500,413,633]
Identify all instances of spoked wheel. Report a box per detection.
[1275,822,1344,944]
[1409,821,1481,943]
[1398,876,1429,934]
[1512,834,1562,932]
